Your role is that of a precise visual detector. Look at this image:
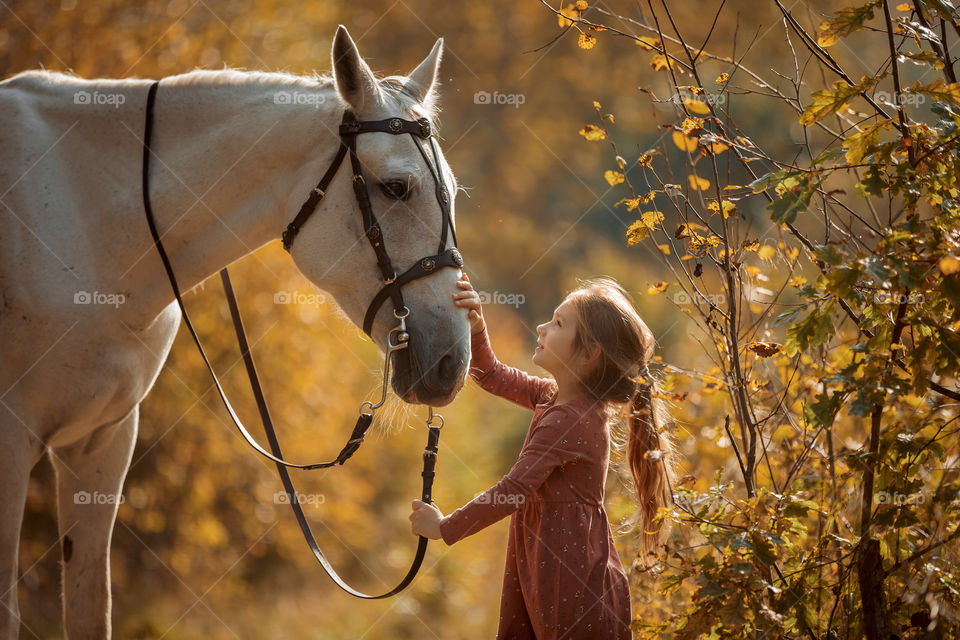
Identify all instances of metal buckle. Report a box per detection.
[312,188,325,199]
[384,270,397,285]
[450,248,463,267]
[352,174,365,186]
[426,409,444,430]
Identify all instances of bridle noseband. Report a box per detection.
[140,80,462,600]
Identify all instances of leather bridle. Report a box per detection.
[140,80,463,599]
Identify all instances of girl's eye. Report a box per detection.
[379,181,410,200]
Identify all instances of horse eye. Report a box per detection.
[379,180,410,200]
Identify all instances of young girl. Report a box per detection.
[410,272,677,639]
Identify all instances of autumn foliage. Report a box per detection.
[5,0,960,638]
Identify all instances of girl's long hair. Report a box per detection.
[564,276,678,560]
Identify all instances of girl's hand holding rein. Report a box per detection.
[410,499,444,540]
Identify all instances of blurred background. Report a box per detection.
[0,0,886,637]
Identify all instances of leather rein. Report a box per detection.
[140,80,462,599]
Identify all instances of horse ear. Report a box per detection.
[331,25,380,112]
[404,38,443,108]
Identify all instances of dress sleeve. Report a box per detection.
[439,405,584,545]
[469,327,557,410]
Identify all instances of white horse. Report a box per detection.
[0,26,470,639]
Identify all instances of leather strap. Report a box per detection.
[362,247,463,336]
[221,267,441,599]
[339,115,432,138]
[282,142,349,251]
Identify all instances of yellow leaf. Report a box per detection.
[800,77,880,126]
[684,97,711,115]
[908,78,960,107]
[789,275,807,287]
[689,174,710,191]
[578,124,606,141]
[710,141,729,154]
[785,246,800,260]
[715,72,729,84]
[578,33,597,49]
[647,281,669,295]
[842,118,893,164]
[681,116,705,135]
[604,170,625,186]
[895,2,910,9]
[650,54,672,71]
[744,265,761,277]
[615,197,641,211]
[939,255,960,275]
[639,189,659,204]
[707,199,737,218]
[817,33,839,47]
[637,152,653,167]
[575,0,588,9]
[816,3,877,48]
[641,210,664,228]
[672,131,698,152]
[757,245,776,260]
[626,220,649,245]
[592,100,602,109]
[657,243,671,255]
[558,4,577,27]
[635,36,660,51]
[748,342,782,357]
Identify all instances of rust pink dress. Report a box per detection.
[439,328,632,639]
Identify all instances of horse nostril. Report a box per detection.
[437,354,457,381]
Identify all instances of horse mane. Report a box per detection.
[9,66,439,121]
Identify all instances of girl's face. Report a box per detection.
[533,297,581,376]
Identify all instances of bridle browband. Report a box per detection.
[140,79,462,599]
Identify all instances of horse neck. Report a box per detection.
[136,74,341,317]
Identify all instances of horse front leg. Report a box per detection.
[50,406,138,640]
[0,401,45,640]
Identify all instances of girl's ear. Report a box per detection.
[583,341,602,367]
